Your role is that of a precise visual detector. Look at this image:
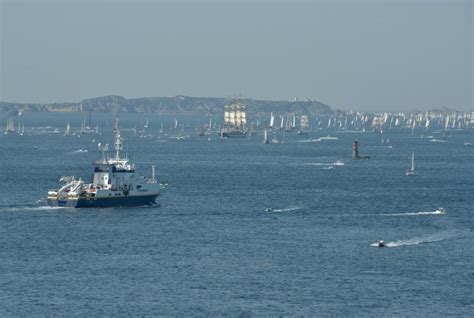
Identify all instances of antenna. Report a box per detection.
[114,116,122,160]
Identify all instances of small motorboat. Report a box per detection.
[264,207,273,212]
[378,240,386,247]
[435,207,446,214]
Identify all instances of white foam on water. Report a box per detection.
[0,205,69,213]
[317,136,339,141]
[381,209,446,216]
[304,161,344,166]
[299,139,320,143]
[371,232,458,248]
[265,206,304,213]
[69,149,89,154]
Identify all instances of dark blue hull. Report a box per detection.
[47,194,159,208]
[219,131,247,138]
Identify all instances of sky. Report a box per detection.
[0,0,472,112]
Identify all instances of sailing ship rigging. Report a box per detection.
[220,100,248,138]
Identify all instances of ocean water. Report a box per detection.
[0,112,472,317]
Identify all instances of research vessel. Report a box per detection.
[47,117,160,208]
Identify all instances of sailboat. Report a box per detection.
[80,118,86,134]
[268,112,275,128]
[64,122,70,136]
[278,115,285,130]
[263,128,269,144]
[219,101,248,138]
[406,151,416,176]
[4,116,15,134]
[298,115,309,135]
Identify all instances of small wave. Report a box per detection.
[298,136,338,143]
[430,139,447,143]
[304,161,344,167]
[299,139,320,143]
[70,149,88,154]
[371,232,457,248]
[318,136,338,141]
[264,206,304,213]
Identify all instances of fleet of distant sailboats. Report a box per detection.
[3,105,473,169]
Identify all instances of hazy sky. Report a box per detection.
[1,0,472,111]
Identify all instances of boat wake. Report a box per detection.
[371,232,457,248]
[264,205,304,213]
[304,161,344,169]
[299,138,321,143]
[381,208,446,216]
[299,136,339,143]
[0,205,68,213]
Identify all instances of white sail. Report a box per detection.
[235,110,242,126]
[269,112,275,128]
[263,128,269,144]
[406,151,416,176]
[228,111,236,125]
[80,119,86,134]
[300,115,309,130]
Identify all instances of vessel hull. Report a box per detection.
[47,194,159,208]
[219,131,247,138]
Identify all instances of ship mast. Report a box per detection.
[114,116,122,160]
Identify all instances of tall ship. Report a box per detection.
[298,115,309,135]
[47,117,160,208]
[219,101,248,138]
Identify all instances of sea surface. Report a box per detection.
[0,112,473,317]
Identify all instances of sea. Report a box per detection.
[0,112,472,317]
